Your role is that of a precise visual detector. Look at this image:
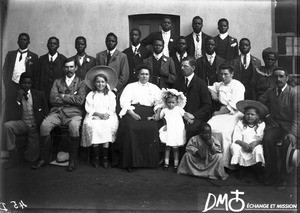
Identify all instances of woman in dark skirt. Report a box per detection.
[115,64,162,172]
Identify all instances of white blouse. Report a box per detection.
[208,79,245,113]
[85,90,116,117]
[119,82,162,117]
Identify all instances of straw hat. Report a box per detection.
[286,143,299,173]
[236,100,269,118]
[85,65,118,90]
[50,151,69,167]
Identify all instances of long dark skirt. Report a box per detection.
[115,105,159,168]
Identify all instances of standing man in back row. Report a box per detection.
[141,16,178,57]
[186,16,210,59]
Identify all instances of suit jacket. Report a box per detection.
[96,49,129,91]
[35,53,66,101]
[214,35,239,61]
[16,89,49,128]
[49,75,87,117]
[231,55,261,99]
[173,74,212,121]
[186,32,210,58]
[73,54,96,80]
[195,54,225,85]
[3,50,38,90]
[259,85,298,136]
[123,45,152,84]
[171,54,182,78]
[143,55,176,89]
[141,31,178,57]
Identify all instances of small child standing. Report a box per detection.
[159,88,187,172]
[177,123,228,180]
[230,100,268,181]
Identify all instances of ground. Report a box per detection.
[0,155,298,213]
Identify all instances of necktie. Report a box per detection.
[196,34,200,43]
[50,56,53,63]
[23,92,28,101]
[107,52,111,66]
[185,78,189,90]
[134,47,138,55]
[208,56,213,65]
[277,87,282,96]
[19,50,28,61]
[179,54,183,63]
[243,55,247,68]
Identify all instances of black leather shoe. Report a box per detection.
[67,160,77,172]
[31,160,47,170]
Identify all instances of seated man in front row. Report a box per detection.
[32,57,87,172]
[3,72,48,169]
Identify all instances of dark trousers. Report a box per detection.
[263,126,290,182]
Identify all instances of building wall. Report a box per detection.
[2,0,272,62]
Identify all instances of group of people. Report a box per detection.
[2,15,298,190]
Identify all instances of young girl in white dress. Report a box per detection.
[158,88,187,172]
[81,66,119,168]
[230,100,268,181]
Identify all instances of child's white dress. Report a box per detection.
[159,106,186,147]
[230,120,266,166]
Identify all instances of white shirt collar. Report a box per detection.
[193,31,202,37]
[219,32,229,40]
[131,44,141,53]
[18,48,28,53]
[107,48,116,56]
[65,74,76,86]
[153,52,163,60]
[138,81,149,87]
[280,84,287,92]
[162,30,170,35]
[176,52,188,61]
[48,52,58,61]
[186,72,195,86]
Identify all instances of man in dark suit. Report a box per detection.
[96,33,129,94]
[186,16,210,59]
[214,18,239,61]
[171,36,189,78]
[123,28,152,84]
[195,37,225,85]
[231,38,261,99]
[143,39,176,89]
[32,57,87,172]
[73,36,96,80]
[141,16,178,57]
[2,33,38,121]
[174,57,212,140]
[3,72,48,169]
[34,37,66,103]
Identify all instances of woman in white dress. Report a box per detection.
[81,66,119,168]
[207,64,245,169]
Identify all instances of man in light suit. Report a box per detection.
[72,36,96,80]
[32,57,87,172]
[96,33,129,94]
[214,18,239,61]
[231,38,261,99]
[186,16,210,59]
[173,57,212,141]
[123,28,152,84]
[195,37,225,85]
[3,33,38,121]
[34,37,66,103]
[3,72,48,169]
[141,16,178,57]
[143,38,176,89]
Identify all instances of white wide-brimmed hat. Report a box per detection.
[85,65,118,90]
[236,100,269,118]
[50,151,69,167]
[286,143,299,173]
[161,88,187,108]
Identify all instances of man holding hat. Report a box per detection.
[259,67,298,189]
[32,57,87,172]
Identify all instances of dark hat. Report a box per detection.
[85,65,118,90]
[236,100,269,118]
